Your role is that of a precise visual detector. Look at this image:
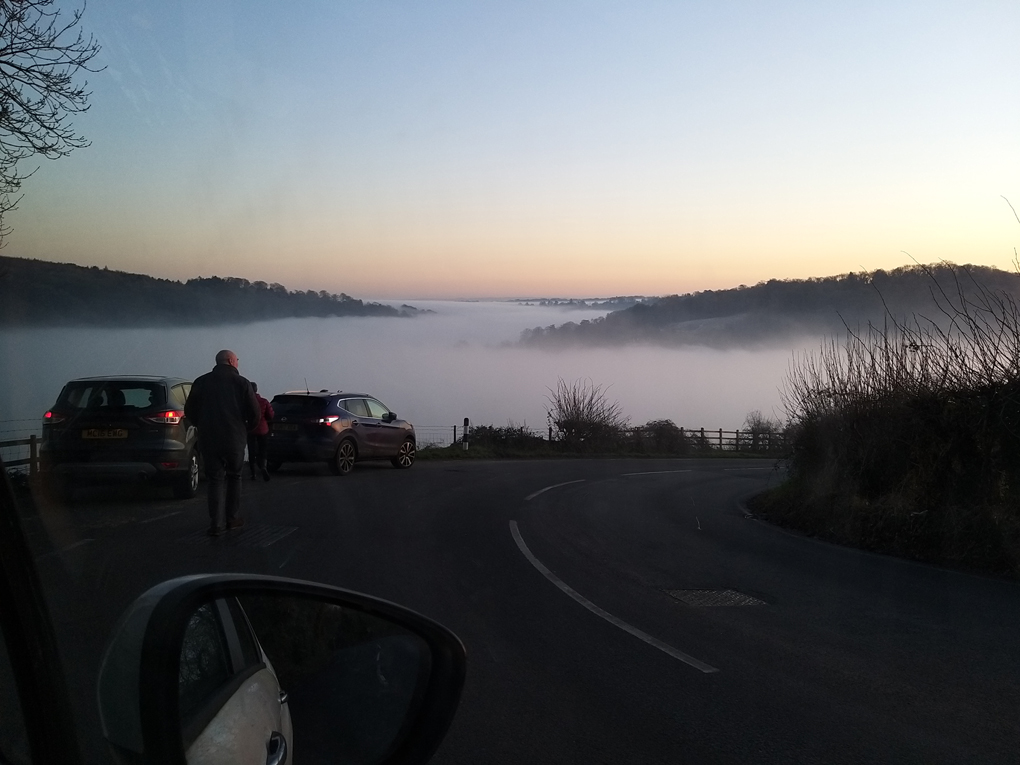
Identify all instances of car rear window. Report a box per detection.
[56,382,165,411]
[271,395,328,417]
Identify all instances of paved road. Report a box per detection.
[20,458,1020,764]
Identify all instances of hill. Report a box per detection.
[0,257,414,326]
[518,264,1020,349]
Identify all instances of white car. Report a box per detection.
[178,598,292,765]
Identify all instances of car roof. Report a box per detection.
[275,390,375,399]
[67,375,189,384]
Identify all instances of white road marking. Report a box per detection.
[524,479,585,501]
[622,469,692,476]
[39,538,94,558]
[723,467,774,470]
[138,511,184,524]
[509,521,719,674]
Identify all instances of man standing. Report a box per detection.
[185,350,261,536]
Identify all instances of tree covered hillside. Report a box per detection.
[519,264,1020,348]
[0,257,412,326]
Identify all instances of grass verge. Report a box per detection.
[748,480,1020,578]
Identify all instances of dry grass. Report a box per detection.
[771,263,1020,576]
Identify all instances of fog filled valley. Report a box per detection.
[0,300,807,435]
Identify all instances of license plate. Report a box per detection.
[82,428,128,439]
[274,424,298,431]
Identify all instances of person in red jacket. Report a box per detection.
[247,382,275,482]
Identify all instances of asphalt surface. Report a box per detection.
[18,457,1020,764]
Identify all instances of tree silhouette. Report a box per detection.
[0,0,101,242]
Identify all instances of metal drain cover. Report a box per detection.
[666,589,766,607]
[178,525,297,549]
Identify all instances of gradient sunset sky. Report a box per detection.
[10,0,1020,299]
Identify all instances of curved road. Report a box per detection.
[25,458,1020,763]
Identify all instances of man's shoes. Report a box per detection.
[207,526,225,537]
[226,518,245,530]
[261,467,271,482]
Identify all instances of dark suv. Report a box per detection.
[268,391,416,475]
[40,376,200,498]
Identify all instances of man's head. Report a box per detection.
[215,349,239,368]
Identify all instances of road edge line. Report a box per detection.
[509,520,719,674]
[524,479,585,501]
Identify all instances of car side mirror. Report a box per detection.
[97,575,465,765]
[383,412,397,423]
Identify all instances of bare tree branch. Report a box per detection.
[0,0,101,243]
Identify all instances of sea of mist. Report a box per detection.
[0,301,817,437]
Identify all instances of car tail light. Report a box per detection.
[160,462,179,469]
[44,410,66,424]
[144,410,184,425]
[317,416,340,425]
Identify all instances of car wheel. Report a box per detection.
[267,460,282,473]
[331,440,356,476]
[391,439,416,469]
[173,451,200,499]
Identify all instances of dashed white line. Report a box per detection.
[509,521,719,674]
[524,479,585,501]
[622,469,692,477]
[723,467,773,471]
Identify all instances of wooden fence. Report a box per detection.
[0,435,39,474]
[1,421,788,473]
[417,423,788,453]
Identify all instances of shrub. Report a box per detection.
[742,410,785,453]
[469,422,547,451]
[776,263,1020,574]
[546,378,628,451]
[636,419,690,455]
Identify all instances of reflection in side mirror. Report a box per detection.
[383,412,396,423]
[98,575,465,765]
[180,595,430,764]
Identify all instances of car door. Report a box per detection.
[364,398,404,456]
[339,398,376,456]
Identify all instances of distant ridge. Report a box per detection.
[0,256,417,327]
[518,263,1020,349]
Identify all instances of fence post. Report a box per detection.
[548,425,553,441]
[453,425,457,445]
[29,435,38,476]
[462,418,470,451]
[718,429,723,449]
[734,429,739,452]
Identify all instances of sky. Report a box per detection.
[8,0,1020,299]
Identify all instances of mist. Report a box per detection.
[0,301,809,437]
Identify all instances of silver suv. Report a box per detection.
[267,391,416,475]
[40,375,200,498]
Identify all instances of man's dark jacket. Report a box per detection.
[185,364,261,452]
